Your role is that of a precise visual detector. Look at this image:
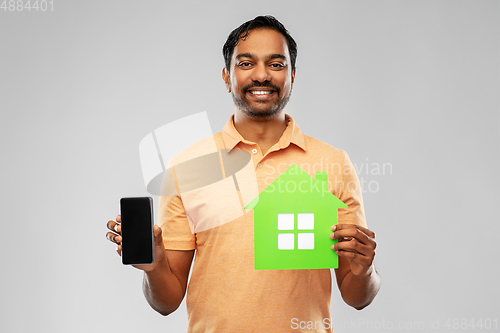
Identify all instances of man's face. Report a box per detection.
[223,28,295,119]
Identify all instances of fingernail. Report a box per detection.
[114,224,119,233]
[330,233,334,240]
[332,225,337,231]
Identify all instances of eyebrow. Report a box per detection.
[235,53,287,62]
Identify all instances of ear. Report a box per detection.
[222,68,231,93]
[291,67,296,84]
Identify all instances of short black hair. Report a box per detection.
[223,15,297,73]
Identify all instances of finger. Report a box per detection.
[107,220,121,233]
[153,225,164,247]
[332,240,372,257]
[116,214,121,223]
[116,244,122,256]
[332,224,375,239]
[106,231,122,244]
[335,249,373,264]
[330,227,372,245]
[333,246,374,271]
[354,225,375,239]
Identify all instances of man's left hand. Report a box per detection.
[330,224,376,276]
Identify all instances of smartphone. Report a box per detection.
[120,197,155,265]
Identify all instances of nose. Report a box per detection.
[251,63,271,83]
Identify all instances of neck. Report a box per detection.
[233,109,287,154]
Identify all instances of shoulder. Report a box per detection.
[167,132,222,167]
[303,134,347,161]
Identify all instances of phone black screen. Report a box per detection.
[120,197,155,265]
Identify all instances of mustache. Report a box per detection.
[242,82,281,94]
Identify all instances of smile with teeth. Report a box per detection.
[249,90,273,95]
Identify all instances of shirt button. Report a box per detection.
[252,148,258,154]
[257,163,262,168]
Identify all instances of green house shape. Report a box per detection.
[245,164,348,270]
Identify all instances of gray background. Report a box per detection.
[1,0,499,332]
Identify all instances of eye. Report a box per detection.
[271,63,285,69]
[238,62,252,67]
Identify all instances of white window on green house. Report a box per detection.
[277,213,315,250]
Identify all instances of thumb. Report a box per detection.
[153,225,164,246]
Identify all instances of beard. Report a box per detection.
[231,82,292,119]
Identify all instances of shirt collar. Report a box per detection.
[221,114,307,152]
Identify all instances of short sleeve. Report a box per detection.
[338,150,367,227]
[158,195,196,250]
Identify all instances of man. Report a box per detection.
[106,15,380,332]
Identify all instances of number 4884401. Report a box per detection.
[1,0,54,11]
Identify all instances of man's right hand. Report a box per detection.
[106,214,167,272]
[106,213,195,316]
